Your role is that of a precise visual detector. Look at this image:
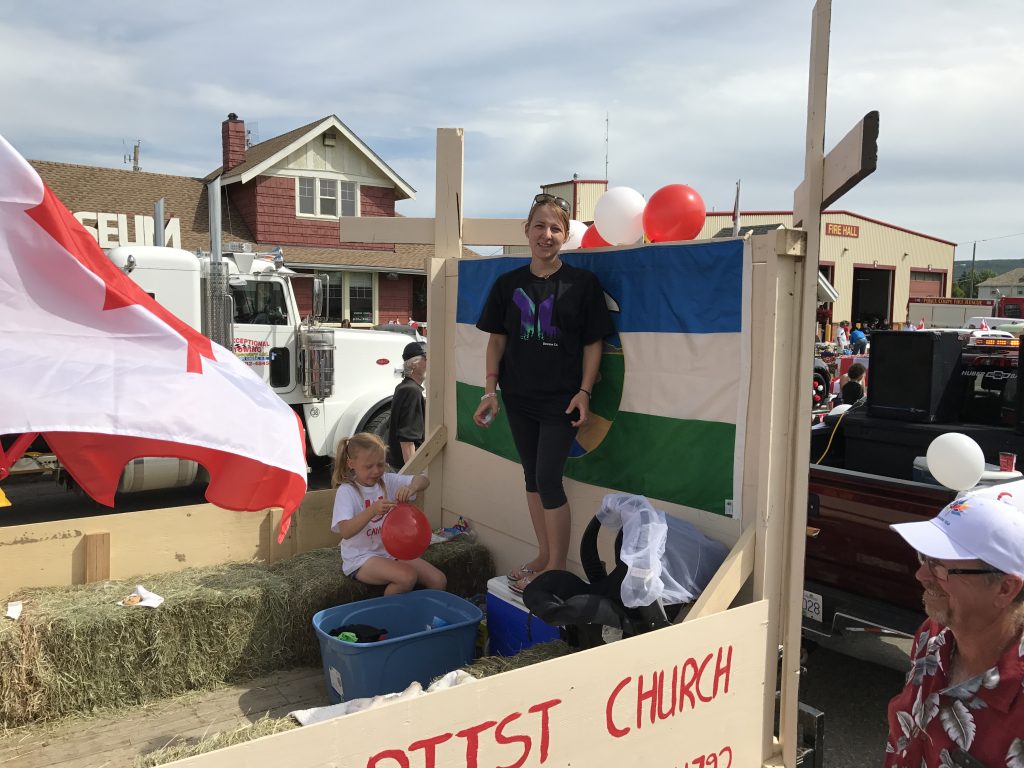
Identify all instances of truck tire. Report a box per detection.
[363,409,391,441]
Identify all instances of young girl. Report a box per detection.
[330,432,446,595]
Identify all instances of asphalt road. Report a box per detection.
[799,638,909,766]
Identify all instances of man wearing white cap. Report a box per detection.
[884,495,1024,766]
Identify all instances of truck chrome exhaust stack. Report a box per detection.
[299,328,335,400]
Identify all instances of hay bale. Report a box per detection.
[0,540,494,728]
[462,640,572,678]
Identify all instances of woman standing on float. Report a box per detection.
[474,194,614,595]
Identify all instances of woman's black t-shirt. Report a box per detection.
[476,263,614,416]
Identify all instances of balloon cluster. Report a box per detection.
[561,184,707,251]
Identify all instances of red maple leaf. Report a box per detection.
[25,184,215,373]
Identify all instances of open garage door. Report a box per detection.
[852,265,893,326]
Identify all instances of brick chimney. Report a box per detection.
[222,113,246,171]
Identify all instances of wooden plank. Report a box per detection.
[0,490,341,597]
[400,424,447,477]
[792,111,879,226]
[170,602,771,768]
[338,216,435,245]
[83,531,110,582]
[682,524,755,622]
[462,217,529,246]
[0,668,324,768]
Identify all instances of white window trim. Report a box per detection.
[294,177,360,220]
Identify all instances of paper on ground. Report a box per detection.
[291,669,476,727]
[118,585,164,608]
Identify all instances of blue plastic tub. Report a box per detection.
[312,590,482,703]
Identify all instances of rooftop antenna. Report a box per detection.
[604,112,609,181]
[246,122,259,148]
[123,139,141,172]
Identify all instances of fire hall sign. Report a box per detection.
[73,211,181,250]
[824,222,859,238]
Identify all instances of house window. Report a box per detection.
[349,272,373,323]
[298,177,315,215]
[340,182,356,217]
[296,177,358,218]
[319,179,337,217]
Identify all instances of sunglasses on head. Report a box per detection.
[532,193,571,215]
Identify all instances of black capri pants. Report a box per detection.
[504,405,578,509]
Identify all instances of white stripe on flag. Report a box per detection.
[456,325,743,426]
[619,332,742,423]
[455,323,489,387]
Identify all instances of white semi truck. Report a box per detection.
[13,244,411,493]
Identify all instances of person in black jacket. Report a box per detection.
[387,341,426,468]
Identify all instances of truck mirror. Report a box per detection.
[312,277,324,322]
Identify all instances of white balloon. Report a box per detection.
[593,187,646,245]
[926,433,985,491]
[561,219,587,251]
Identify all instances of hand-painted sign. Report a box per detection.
[824,222,859,238]
[179,600,770,767]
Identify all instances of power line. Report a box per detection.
[961,230,1024,246]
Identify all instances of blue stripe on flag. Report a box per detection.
[456,240,743,333]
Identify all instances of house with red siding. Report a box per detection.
[32,113,451,327]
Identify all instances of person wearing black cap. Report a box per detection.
[388,341,427,468]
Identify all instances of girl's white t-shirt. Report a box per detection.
[331,473,416,575]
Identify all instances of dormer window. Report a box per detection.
[296,177,357,218]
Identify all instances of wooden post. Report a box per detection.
[83,531,110,582]
[778,3,832,765]
[421,128,464,526]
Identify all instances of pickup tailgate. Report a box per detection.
[805,465,955,631]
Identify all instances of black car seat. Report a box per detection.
[522,515,675,650]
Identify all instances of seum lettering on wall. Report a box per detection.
[73,211,181,249]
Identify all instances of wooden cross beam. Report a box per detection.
[793,110,879,227]
[340,198,527,247]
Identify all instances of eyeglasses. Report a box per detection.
[532,193,571,215]
[917,553,1002,581]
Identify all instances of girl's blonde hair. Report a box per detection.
[332,432,388,491]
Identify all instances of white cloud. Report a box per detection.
[1,0,1022,258]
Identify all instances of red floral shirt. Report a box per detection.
[885,618,1024,767]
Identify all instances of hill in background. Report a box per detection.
[953,259,1024,280]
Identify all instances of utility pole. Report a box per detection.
[969,241,977,298]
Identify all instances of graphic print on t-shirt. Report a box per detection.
[513,286,561,343]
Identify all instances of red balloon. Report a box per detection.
[580,224,610,249]
[642,184,706,242]
[381,502,432,560]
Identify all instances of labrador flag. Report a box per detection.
[455,239,750,517]
[0,134,307,540]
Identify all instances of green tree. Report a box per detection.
[955,268,997,298]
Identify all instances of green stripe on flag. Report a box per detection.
[456,381,735,515]
[456,381,520,463]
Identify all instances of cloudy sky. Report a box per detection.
[2,0,1021,259]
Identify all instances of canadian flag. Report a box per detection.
[980,318,990,330]
[917,318,926,330]
[0,135,307,540]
